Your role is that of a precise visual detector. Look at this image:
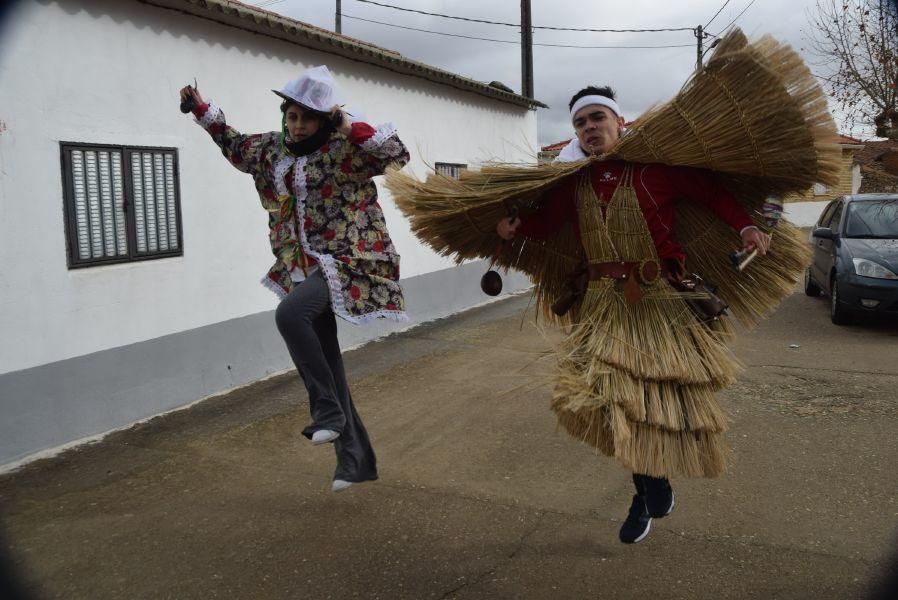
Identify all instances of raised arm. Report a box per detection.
[180,85,271,176]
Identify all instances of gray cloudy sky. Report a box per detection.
[260,0,835,146]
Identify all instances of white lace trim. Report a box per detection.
[345,309,409,325]
[316,254,354,322]
[273,155,292,196]
[360,123,398,152]
[260,274,288,300]
[195,101,224,129]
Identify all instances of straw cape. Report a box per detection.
[384,29,840,477]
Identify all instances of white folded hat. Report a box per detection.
[273,65,344,114]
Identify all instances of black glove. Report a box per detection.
[180,88,197,114]
[180,79,198,114]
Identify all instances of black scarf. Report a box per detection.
[285,122,334,156]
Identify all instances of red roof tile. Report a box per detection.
[541,140,570,152]
[856,140,898,167]
[836,134,865,145]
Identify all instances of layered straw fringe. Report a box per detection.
[545,167,739,478]
[384,29,838,478]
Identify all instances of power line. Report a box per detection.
[343,14,695,49]
[343,15,516,44]
[354,0,695,32]
[537,40,692,49]
[252,0,285,8]
[356,0,511,26]
[709,0,757,36]
[705,0,733,29]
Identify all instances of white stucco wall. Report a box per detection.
[0,0,538,375]
[784,201,830,227]
[851,163,862,194]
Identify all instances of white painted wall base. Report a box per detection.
[784,201,829,227]
[0,261,532,469]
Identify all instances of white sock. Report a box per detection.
[311,429,339,445]
[332,479,353,492]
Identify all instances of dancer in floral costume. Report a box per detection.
[180,66,409,492]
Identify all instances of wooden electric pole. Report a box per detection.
[336,0,342,34]
[521,0,534,98]
[695,25,703,72]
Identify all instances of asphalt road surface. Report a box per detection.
[2,286,897,599]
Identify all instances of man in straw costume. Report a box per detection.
[495,84,770,543]
[384,30,839,543]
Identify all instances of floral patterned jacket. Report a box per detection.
[195,102,410,325]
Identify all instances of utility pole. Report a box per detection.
[335,0,342,34]
[521,0,534,98]
[694,24,703,72]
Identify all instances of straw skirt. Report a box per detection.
[552,168,740,479]
[550,276,739,478]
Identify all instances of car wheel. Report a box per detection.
[804,268,821,297]
[830,277,852,325]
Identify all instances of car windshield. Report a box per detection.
[843,200,898,238]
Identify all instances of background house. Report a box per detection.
[781,135,865,226]
[0,0,543,467]
[538,139,570,163]
[788,135,865,202]
[856,140,898,194]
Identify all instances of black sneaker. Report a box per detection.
[641,475,675,518]
[619,494,652,544]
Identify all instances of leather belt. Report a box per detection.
[587,259,662,305]
[587,259,662,285]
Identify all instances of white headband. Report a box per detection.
[570,95,621,122]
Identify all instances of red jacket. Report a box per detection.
[519,160,754,265]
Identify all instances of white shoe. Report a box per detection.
[332,479,353,493]
[311,429,339,445]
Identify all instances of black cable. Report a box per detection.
[709,0,757,36]
[343,14,695,49]
[354,0,695,32]
[705,0,733,29]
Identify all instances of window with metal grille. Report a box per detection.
[435,162,467,179]
[60,143,183,268]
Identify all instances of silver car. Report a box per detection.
[805,194,898,325]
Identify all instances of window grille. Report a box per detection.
[61,143,182,267]
[435,162,467,180]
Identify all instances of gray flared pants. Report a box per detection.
[274,271,378,484]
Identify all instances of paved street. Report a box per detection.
[2,285,897,599]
